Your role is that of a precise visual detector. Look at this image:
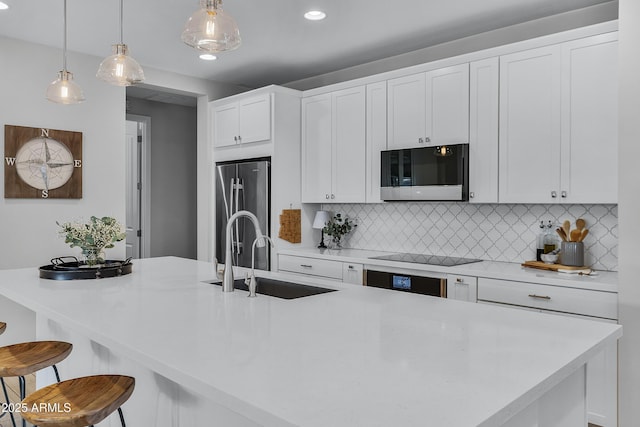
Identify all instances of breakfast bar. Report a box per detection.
[0,257,622,426]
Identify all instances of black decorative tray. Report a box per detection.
[39,257,133,280]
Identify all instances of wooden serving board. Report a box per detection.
[521,260,590,271]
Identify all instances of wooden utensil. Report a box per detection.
[578,228,589,242]
[562,220,571,240]
[570,229,582,242]
[556,227,568,242]
[576,218,586,231]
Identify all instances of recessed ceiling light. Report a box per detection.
[0,2,9,10]
[304,10,326,21]
[199,54,217,61]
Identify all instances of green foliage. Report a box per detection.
[57,216,126,251]
[322,213,356,244]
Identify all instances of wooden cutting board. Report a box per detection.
[521,260,590,272]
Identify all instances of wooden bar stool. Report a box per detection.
[0,341,72,427]
[21,375,135,427]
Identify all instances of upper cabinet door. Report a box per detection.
[499,45,563,203]
[213,103,240,148]
[560,33,618,204]
[426,63,470,145]
[332,86,366,203]
[387,73,426,149]
[301,94,332,203]
[366,81,387,203]
[469,58,499,203]
[238,94,272,144]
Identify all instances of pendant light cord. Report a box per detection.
[62,0,67,71]
[119,0,123,44]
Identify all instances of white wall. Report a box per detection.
[0,36,246,269]
[0,36,126,269]
[617,0,640,424]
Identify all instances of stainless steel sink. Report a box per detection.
[207,277,337,299]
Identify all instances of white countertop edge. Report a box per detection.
[277,248,618,293]
[478,326,621,426]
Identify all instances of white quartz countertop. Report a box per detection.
[0,257,621,427]
[278,247,618,293]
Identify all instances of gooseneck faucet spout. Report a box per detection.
[223,210,265,292]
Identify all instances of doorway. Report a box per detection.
[125,115,151,259]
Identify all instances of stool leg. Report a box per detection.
[52,365,61,383]
[19,375,26,427]
[118,407,126,427]
[1,377,17,427]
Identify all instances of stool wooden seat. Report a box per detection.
[0,341,72,427]
[0,341,72,377]
[0,322,6,335]
[21,375,135,427]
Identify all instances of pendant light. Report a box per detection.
[96,0,145,86]
[181,0,241,53]
[46,0,85,104]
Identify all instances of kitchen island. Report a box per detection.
[0,256,621,426]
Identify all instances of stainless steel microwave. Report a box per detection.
[380,144,469,201]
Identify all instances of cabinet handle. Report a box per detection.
[469,192,475,199]
[233,136,238,142]
[528,294,551,300]
[561,191,567,198]
[456,278,466,284]
[418,137,424,144]
[331,194,335,199]
[551,191,557,198]
[238,135,242,142]
[300,264,313,268]
[326,194,330,199]
[425,137,431,143]
[348,265,354,270]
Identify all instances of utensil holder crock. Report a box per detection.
[560,241,584,267]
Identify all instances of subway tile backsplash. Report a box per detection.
[323,203,618,271]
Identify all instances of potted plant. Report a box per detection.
[322,213,356,248]
[58,216,126,267]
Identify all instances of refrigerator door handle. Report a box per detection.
[234,177,242,255]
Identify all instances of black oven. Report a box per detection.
[365,269,446,298]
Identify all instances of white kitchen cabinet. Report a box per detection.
[468,58,499,203]
[499,44,562,203]
[302,86,366,203]
[212,93,271,148]
[560,32,618,204]
[342,262,364,285]
[499,33,618,204]
[277,254,363,285]
[446,274,478,302]
[366,81,387,203]
[387,64,469,149]
[477,276,618,427]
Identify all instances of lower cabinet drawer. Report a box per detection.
[477,277,618,320]
[278,254,343,280]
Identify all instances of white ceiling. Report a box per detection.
[0,0,614,91]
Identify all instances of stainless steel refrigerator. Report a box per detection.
[215,158,270,270]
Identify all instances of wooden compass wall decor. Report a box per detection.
[4,125,82,199]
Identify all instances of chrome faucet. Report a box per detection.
[246,235,275,297]
[223,210,265,292]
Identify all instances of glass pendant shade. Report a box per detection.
[46,0,84,104]
[96,44,145,86]
[46,70,85,104]
[181,0,241,52]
